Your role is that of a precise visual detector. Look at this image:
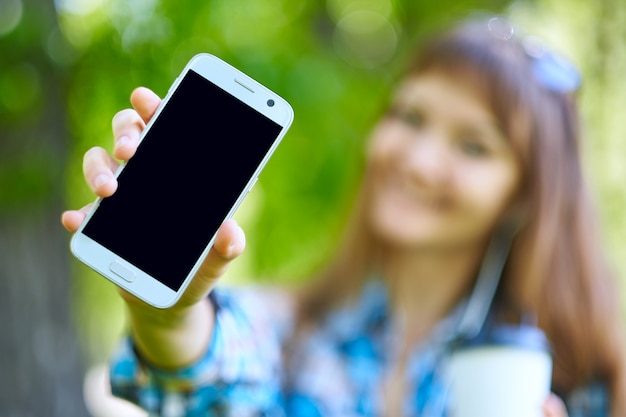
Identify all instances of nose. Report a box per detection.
[403,130,451,187]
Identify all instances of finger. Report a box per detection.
[130,87,162,124]
[83,146,119,197]
[61,204,94,232]
[181,220,246,304]
[215,218,246,255]
[199,219,246,279]
[543,393,568,417]
[112,109,145,161]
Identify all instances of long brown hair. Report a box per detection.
[297,17,626,411]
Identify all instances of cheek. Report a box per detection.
[366,122,404,164]
[458,163,521,222]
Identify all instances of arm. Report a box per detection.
[62,87,245,370]
[108,286,291,416]
[119,216,245,369]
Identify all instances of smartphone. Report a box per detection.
[70,53,294,308]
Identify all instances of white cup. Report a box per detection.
[445,325,552,417]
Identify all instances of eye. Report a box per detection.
[388,107,425,129]
[459,138,489,157]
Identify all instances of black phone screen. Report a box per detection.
[83,70,282,291]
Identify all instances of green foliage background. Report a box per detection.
[60,0,513,362]
[3,0,626,368]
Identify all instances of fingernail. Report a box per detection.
[94,174,110,189]
[116,135,130,147]
[226,236,242,257]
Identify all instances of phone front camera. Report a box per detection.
[267,99,275,107]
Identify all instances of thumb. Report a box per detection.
[543,393,568,417]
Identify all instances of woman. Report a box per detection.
[62,16,626,417]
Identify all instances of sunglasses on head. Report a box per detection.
[487,16,582,94]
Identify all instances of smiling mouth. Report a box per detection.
[383,176,451,211]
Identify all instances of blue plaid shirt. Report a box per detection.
[110,281,610,417]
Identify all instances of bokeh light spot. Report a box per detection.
[0,0,23,36]
[327,0,393,23]
[333,10,398,69]
[54,0,105,15]
[46,28,79,66]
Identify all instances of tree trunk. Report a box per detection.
[0,0,90,415]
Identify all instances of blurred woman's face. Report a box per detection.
[366,72,521,251]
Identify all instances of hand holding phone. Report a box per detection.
[63,87,249,368]
[66,54,294,308]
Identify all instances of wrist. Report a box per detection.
[126,296,215,369]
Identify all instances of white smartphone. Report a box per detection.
[70,53,294,308]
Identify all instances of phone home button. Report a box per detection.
[109,261,136,282]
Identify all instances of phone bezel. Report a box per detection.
[70,53,294,308]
